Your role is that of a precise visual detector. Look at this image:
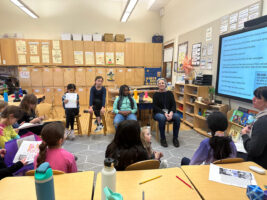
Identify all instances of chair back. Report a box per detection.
[125,160,160,171]
[25,169,65,176]
[212,158,245,164]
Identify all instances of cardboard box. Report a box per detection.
[63,68,75,86]
[42,67,53,86]
[31,67,43,87]
[104,33,113,42]
[83,34,92,41]
[85,68,96,86]
[115,34,125,42]
[43,87,54,104]
[77,87,87,106]
[93,33,102,41]
[53,87,65,106]
[53,68,64,87]
[75,68,86,86]
[18,67,31,87]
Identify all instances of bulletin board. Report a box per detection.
[176,1,263,86]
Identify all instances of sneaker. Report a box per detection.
[68,130,75,140]
[64,129,70,139]
[160,139,168,147]
[173,138,180,148]
[160,159,168,168]
[94,120,98,125]
[99,123,104,129]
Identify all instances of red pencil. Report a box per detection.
[176,175,193,189]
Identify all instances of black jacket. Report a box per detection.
[0,157,23,180]
[153,91,176,115]
[242,115,267,169]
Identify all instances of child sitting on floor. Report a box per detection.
[34,122,77,173]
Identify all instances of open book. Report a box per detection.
[18,122,43,130]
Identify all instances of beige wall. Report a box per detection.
[0,0,161,42]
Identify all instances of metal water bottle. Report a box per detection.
[34,162,55,200]
[101,158,116,200]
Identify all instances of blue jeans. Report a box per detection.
[153,113,180,140]
[114,113,137,129]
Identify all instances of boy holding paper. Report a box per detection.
[62,84,79,140]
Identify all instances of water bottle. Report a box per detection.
[102,158,116,200]
[35,162,55,200]
[3,92,8,102]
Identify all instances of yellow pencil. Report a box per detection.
[139,175,162,185]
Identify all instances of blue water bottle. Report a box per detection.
[3,92,8,102]
[35,162,55,200]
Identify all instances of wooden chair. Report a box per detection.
[63,114,82,136]
[25,169,65,176]
[151,119,172,141]
[213,158,245,164]
[125,160,160,171]
[88,112,107,136]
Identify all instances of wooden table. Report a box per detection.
[0,94,45,105]
[0,171,94,200]
[94,168,201,200]
[181,162,267,200]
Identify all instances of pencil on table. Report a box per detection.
[139,175,162,185]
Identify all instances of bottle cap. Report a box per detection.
[104,158,115,167]
[35,162,53,181]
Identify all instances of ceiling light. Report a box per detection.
[120,0,138,22]
[10,0,39,19]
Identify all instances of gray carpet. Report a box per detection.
[63,129,205,174]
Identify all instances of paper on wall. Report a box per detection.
[106,52,114,65]
[74,51,84,65]
[29,43,38,55]
[230,23,237,31]
[229,13,238,24]
[95,52,104,65]
[85,52,94,65]
[42,54,50,63]
[16,40,27,54]
[13,140,42,164]
[30,56,40,64]
[116,52,124,65]
[206,27,212,41]
[65,93,77,108]
[18,54,26,64]
[52,49,62,63]
[41,43,49,54]
[19,71,30,79]
[52,40,60,49]
[207,43,213,56]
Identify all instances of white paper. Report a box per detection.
[65,93,77,108]
[209,163,257,188]
[207,43,213,56]
[230,23,237,31]
[13,141,42,164]
[229,13,238,24]
[18,122,43,130]
[206,27,212,41]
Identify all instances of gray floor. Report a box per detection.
[63,129,205,174]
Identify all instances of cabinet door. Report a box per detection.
[153,43,162,67]
[73,41,84,66]
[1,39,16,65]
[134,68,145,86]
[134,43,145,66]
[125,43,134,66]
[27,39,41,65]
[54,87,65,106]
[145,43,154,67]
[115,42,125,66]
[76,68,86,86]
[125,68,135,86]
[43,87,54,104]
[84,41,95,66]
[105,42,115,66]
[31,67,43,87]
[64,68,76,86]
[115,68,125,86]
[85,68,96,86]
[106,68,115,87]
[53,68,64,87]
[40,40,52,65]
[61,40,73,65]
[18,67,31,87]
[77,87,87,106]
[95,42,105,66]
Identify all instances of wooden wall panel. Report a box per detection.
[61,40,73,65]
[73,41,84,65]
[153,43,162,67]
[84,41,95,65]
[1,39,16,65]
[31,67,43,86]
[125,43,134,66]
[63,68,75,86]
[134,68,145,86]
[115,42,125,66]
[145,43,154,67]
[115,68,125,86]
[85,68,96,86]
[54,87,64,106]
[134,43,145,67]
[53,68,64,87]
[125,68,135,86]
[75,68,86,86]
[77,87,87,106]
[42,67,53,86]
[40,40,52,65]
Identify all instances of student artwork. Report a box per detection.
[96,52,105,65]
[85,52,94,65]
[191,43,201,66]
[107,69,115,82]
[116,52,124,65]
[74,51,84,65]
[65,93,78,108]
[177,42,188,72]
[106,52,114,65]
[16,40,27,54]
[228,125,242,143]
[13,140,42,164]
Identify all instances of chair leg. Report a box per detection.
[88,113,93,136]
[167,123,169,134]
[101,115,107,136]
[155,121,159,141]
[75,116,82,136]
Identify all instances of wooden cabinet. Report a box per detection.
[145,43,154,67]
[125,43,134,66]
[84,41,95,66]
[105,42,115,66]
[62,40,73,65]
[73,41,84,65]
[1,39,16,65]
[115,42,125,66]
[40,40,52,65]
[27,39,41,65]
[94,42,105,66]
[153,43,162,67]
[134,43,145,66]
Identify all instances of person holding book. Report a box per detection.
[181,111,237,165]
[0,106,23,148]
[241,86,267,169]
[88,76,106,132]
[62,83,79,140]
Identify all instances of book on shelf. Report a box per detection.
[228,124,242,143]
[230,107,258,126]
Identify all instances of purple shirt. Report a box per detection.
[34,148,77,173]
[189,138,237,165]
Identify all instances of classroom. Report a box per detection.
[0,0,267,199]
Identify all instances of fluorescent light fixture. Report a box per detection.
[10,0,39,19]
[120,0,138,22]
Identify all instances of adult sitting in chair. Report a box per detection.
[113,85,137,129]
[153,78,180,148]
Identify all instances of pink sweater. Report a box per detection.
[34,148,77,173]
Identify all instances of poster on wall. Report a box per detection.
[191,43,201,66]
[177,42,188,72]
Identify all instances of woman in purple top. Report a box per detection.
[181,111,237,165]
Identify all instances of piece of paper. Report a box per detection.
[220,24,228,34]
[191,43,201,66]
[116,52,124,65]
[52,49,62,63]
[85,52,94,65]
[18,122,43,130]
[30,56,40,64]
[65,93,77,108]
[209,163,256,188]
[249,3,259,14]
[18,54,26,64]
[95,52,105,65]
[74,51,84,65]
[177,42,188,72]
[13,141,42,164]
[230,23,237,31]
[107,69,115,81]
[206,27,212,41]
[106,52,114,65]
[42,54,50,63]
[29,43,38,55]
[41,43,49,54]
[229,13,238,24]
[52,40,60,49]
[16,134,36,149]
[16,40,27,54]
[207,43,213,56]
